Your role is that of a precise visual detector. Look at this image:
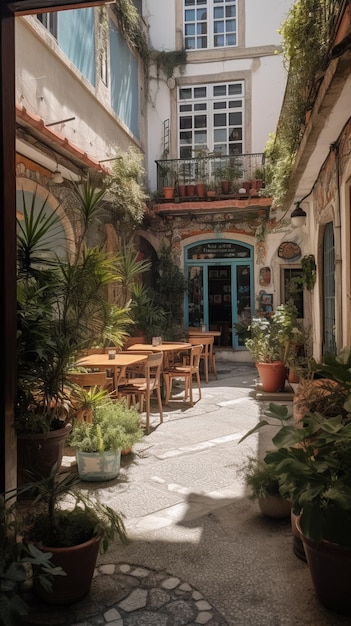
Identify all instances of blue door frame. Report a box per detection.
[184,240,254,348]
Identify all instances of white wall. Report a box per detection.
[16,16,144,168]
[144,0,176,50]
[245,0,292,47]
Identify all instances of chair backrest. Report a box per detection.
[142,351,162,387]
[122,336,146,349]
[189,344,203,371]
[189,336,213,356]
[67,371,109,389]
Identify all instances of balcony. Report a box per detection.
[155,153,266,202]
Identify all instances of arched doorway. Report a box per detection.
[184,240,254,348]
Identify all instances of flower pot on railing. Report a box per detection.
[162,187,175,199]
[196,183,205,197]
[186,184,195,196]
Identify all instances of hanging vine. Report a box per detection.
[155,48,187,79]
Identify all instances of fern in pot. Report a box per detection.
[68,394,144,481]
[240,456,291,518]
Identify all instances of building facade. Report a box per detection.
[15,0,295,353]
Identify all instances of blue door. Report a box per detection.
[184,240,254,348]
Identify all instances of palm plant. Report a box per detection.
[16,182,131,434]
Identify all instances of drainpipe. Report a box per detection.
[330,143,342,352]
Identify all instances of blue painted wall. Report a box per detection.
[58,9,95,86]
[110,21,139,139]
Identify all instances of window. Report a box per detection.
[184,0,237,50]
[37,12,58,39]
[178,82,244,158]
[282,268,304,318]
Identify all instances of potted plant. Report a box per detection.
[0,491,64,625]
[240,456,291,518]
[158,162,177,199]
[68,394,144,481]
[240,348,351,614]
[245,304,301,392]
[214,158,242,194]
[16,183,131,486]
[21,470,128,605]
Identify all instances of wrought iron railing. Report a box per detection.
[155,153,265,195]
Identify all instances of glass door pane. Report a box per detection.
[187,266,204,327]
[236,265,251,347]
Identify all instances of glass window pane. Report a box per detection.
[197,22,207,34]
[214,21,224,33]
[229,144,242,155]
[229,100,241,108]
[185,38,196,49]
[229,83,242,95]
[198,36,207,48]
[180,146,193,159]
[213,85,226,96]
[185,0,194,5]
[214,113,226,126]
[214,129,226,141]
[226,34,236,45]
[194,103,207,110]
[213,144,226,154]
[229,127,242,141]
[194,87,206,98]
[194,130,207,143]
[185,9,195,20]
[229,111,242,125]
[214,35,224,47]
[226,19,235,31]
[180,116,193,129]
[180,104,192,112]
[226,5,235,17]
[194,114,207,128]
[180,131,192,144]
[180,88,192,100]
[214,7,224,18]
[214,101,226,109]
[197,8,207,19]
[185,24,195,35]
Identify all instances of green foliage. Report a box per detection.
[0,494,64,626]
[292,254,317,291]
[22,469,128,551]
[155,48,187,79]
[69,398,143,453]
[240,457,282,500]
[265,1,339,207]
[104,146,148,232]
[154,245,188,328]
[239,347,351,547]
[16,183,131,433]
[245,303,301,363]
[113,0,150,62]
[129,282,167,339]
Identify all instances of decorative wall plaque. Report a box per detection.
[278,241,301,260]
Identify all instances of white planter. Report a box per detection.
[76,449,121,481]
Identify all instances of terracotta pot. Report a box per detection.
[186,184,195,196]
[17,424,72,487]
[256,361,287,393]
[296,518,351,615]
[33,534,101,605]
[258,494,291,518]
[196,183,205,197]
[162,187,174,199]
[206,190,216,198]
[178,185,187,198]
[288,369,300,383]
[221,180,230,194]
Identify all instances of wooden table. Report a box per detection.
[76,353,148,388]
[126,342,192,369]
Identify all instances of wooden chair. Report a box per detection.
[163,344,203,406]
[117,352,164,434]
[67,371,112,391]
[189,336,218,383]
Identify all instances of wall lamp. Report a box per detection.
[291,201,307,227]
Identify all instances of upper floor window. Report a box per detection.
[178,81,244,158]
[37,12,58,39]
[184,0,237,50]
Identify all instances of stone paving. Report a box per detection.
[24,357,351,626]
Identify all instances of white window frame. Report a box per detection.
[178,81,244,158]
[184,0,238,50]
[37,12,58,39]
